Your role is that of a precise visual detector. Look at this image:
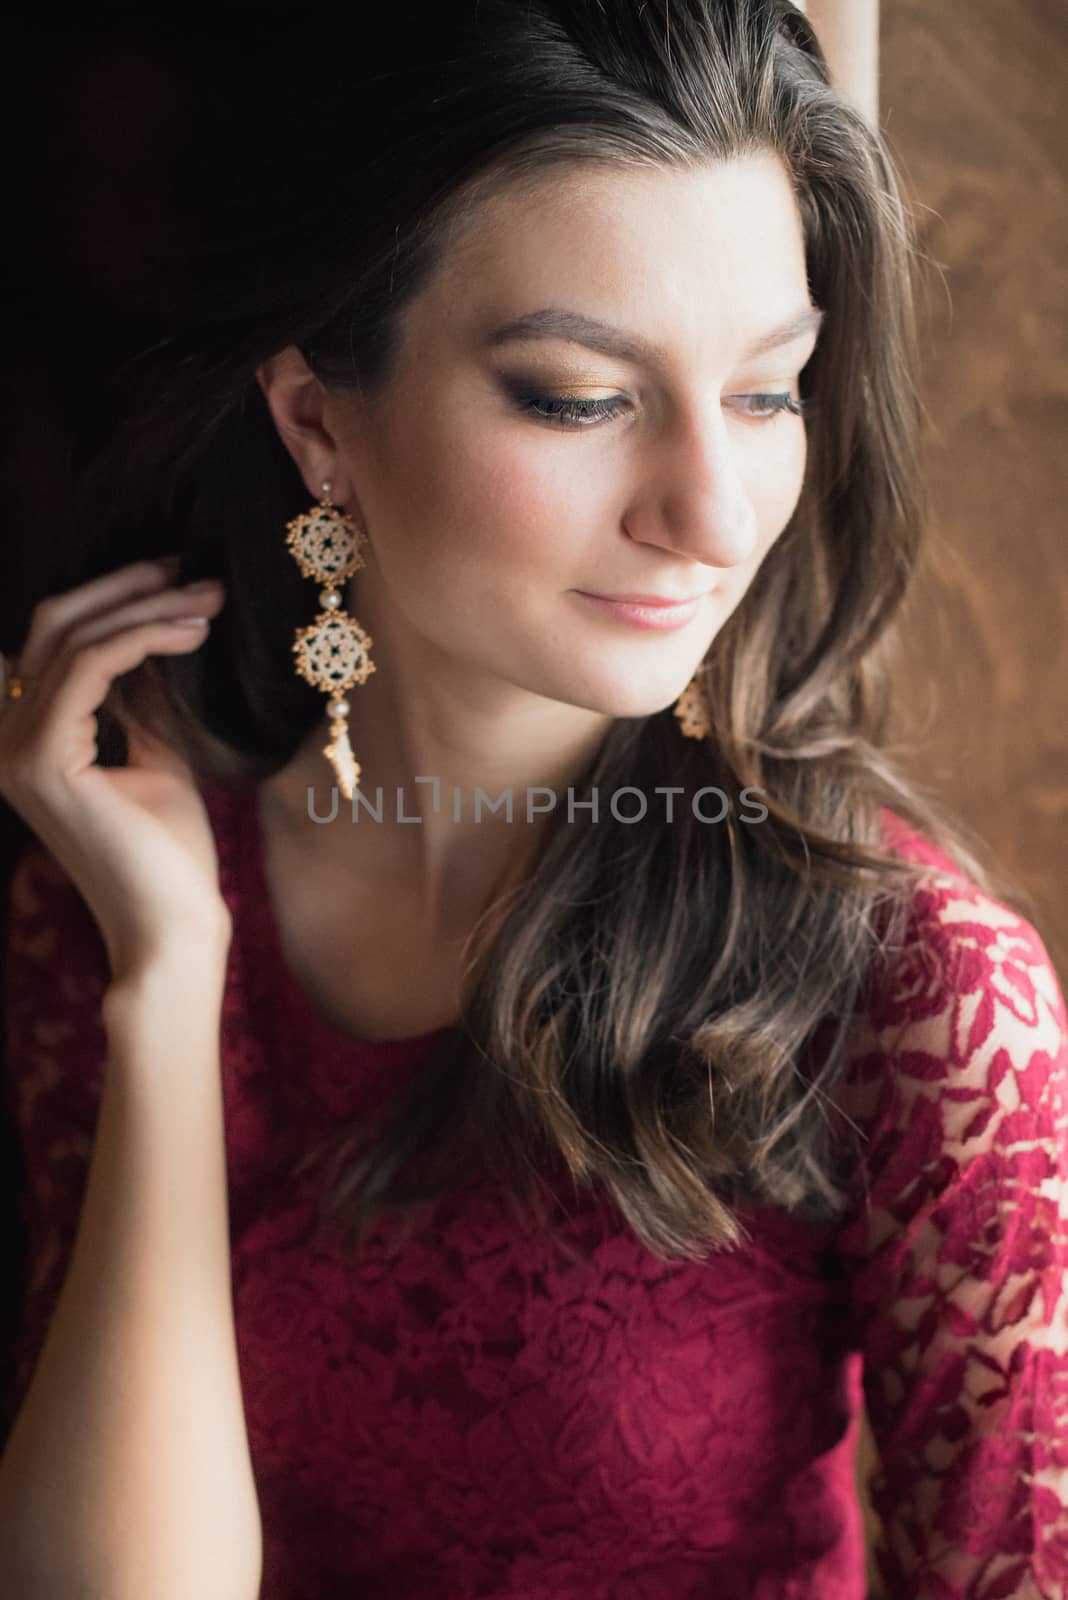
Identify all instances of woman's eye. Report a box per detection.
[511,392,630,428]
[726,392,807,421]
[505,387,807,430]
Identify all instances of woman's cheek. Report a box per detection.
[758,431,807,540]
[466,454,585,570]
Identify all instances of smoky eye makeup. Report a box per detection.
[494,370,627,424]
[495,366,619,394]
[494,370,809,431]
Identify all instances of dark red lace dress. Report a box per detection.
[4,778,1067,1599]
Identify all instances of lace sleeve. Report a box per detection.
[834,871,1068,1600]
[1,843,111,1419]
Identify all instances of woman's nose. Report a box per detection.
[628,408,760,569]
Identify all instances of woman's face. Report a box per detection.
[319,151,822,723]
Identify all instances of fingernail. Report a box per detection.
[183,578,223,595]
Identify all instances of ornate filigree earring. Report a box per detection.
[673,672,712,740]
[285,479,375,798]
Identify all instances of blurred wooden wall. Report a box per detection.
[853,2,1067,1591]
[881,0,1068,971]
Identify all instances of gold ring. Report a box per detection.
[6,677,40,699]
[1,654,41,701]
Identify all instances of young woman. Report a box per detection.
[1,4,1065,1597]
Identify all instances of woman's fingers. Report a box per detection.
[0,559,233,971]
[1,568,225,796]
[4,616,212,796]
[12,559,182,679]
[61,577,226,657]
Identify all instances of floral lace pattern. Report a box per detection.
[832,830,1068,1599]
[2,781,1066,1599]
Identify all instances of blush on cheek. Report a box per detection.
[474,436,567,519]
[449,440,578,561]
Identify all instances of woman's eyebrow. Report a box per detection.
[483,305,826,367]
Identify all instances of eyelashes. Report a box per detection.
[518,393,627,426]
[506,388,808,430]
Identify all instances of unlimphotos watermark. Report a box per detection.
[304,780,770,826]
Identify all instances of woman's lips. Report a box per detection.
[574,590,711,631]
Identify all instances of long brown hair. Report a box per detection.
[21,2,1030,1262]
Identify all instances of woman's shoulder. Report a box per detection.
[868,805,1065,1043]
[838,806,1068,1185]
[875,801,993,885]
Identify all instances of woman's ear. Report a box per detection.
[256,345,351,502]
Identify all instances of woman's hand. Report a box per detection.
[0,558,232,980]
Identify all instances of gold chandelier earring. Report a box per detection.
[673,670,712,740]
[285,479,376,799]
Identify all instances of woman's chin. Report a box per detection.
[559,682,702,722]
